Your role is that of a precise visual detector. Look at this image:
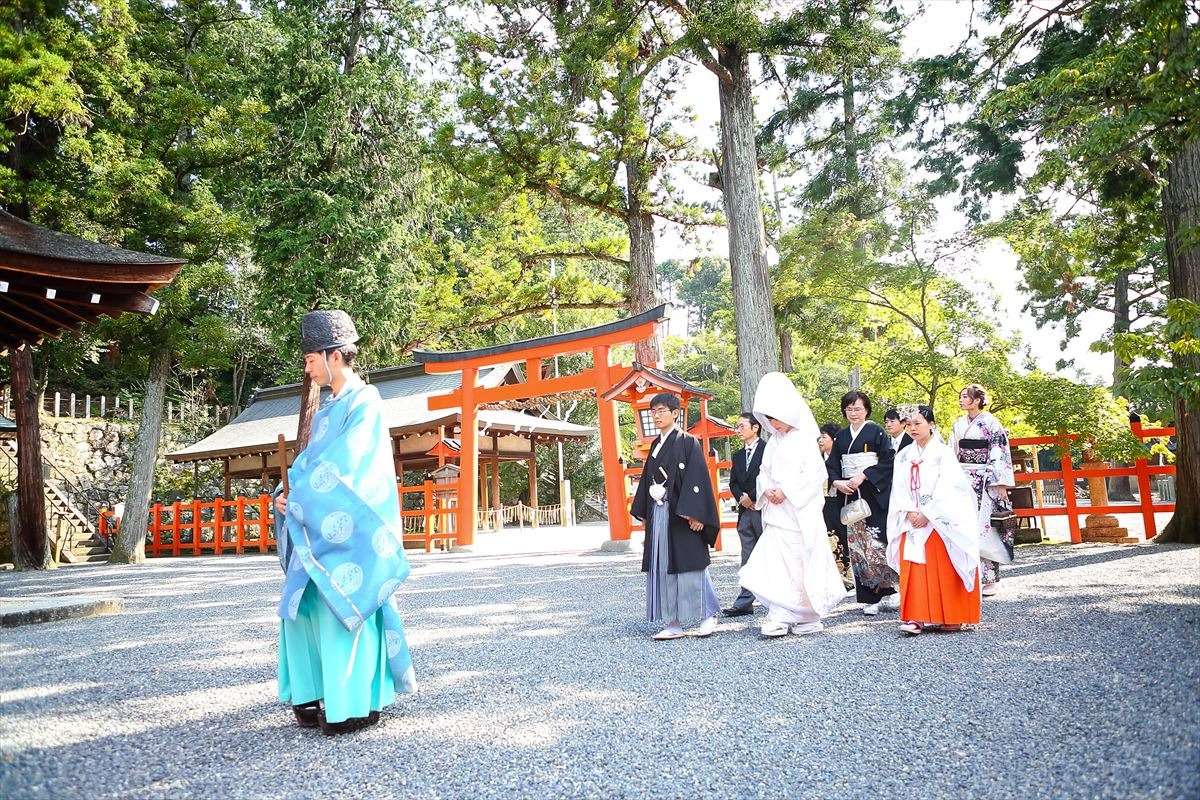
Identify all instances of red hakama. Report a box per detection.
[898,530,980,625]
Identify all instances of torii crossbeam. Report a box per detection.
[413,305,669,547]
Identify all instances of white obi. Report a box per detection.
[841,452,878,479]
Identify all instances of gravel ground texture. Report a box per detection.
[1,538,1197,800]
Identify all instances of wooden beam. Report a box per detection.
[428,369,596,410]
[420,319,661,374]
[10,345,47,568]
[0,251,182,284]
[0,303,57,339]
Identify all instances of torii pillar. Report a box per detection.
[594,344,631,550]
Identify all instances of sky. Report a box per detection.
[653,0,1113,384]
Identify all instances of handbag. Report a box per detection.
[840,490,871,526]
[981,511,1017,564]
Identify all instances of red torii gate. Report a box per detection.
[413,305,668,548]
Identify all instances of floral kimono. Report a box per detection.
[950,411,1015,585]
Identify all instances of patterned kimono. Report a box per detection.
[826,422,898,605]
[275,374,416,723]
[950,411,1015,585]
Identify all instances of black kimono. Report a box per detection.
[631,428,719,574]
[826,422,897,604]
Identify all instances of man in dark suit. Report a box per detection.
[884,407,913,454]
[723,412,764,617]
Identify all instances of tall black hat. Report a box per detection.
[300,310,359,354]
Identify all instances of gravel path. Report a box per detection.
[1,540,1197,799]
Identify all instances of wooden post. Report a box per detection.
[437,425,446,467]
[259,494,271,552]
[100,395,107,417]
[593,345,631,541]
[10,345,48,569]
[456,367,479,548]
[150,503,162,557]
[479,461,489,527]
[235,496,246,554]
[424,480,434,552]
[1131,421,1158,539]
[527,448,539,529]
[490,432,501,529]
[85,394,91,417]
[69,393,75,417]
[192,498,202,555]
[171,500,182,556]
[1060,438,1081,544]
[213,497,224,555]
[53,392,60,417]
[223,460,232,499]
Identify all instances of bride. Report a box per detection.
[739,372,847,637]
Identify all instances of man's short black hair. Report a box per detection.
[884,407,901,422]
[649,392,680,411]
[819,422,841,438]
[739,411,760,433]
[840,390,873,418]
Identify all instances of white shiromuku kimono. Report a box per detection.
[886,436,981,593]
[739,373,846,624]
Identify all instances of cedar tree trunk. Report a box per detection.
[1157,136,1200,543]
[625,158,663,366]
[111,348,171,563]
[11,345,49,570]
[718,44,779,407]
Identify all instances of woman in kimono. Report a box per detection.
[739,373,846,638]
[819,423,853,589]
[887,404,981,635]
[826,391,899,615]
[950,384,1015,596]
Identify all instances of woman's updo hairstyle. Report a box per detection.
[961,383,988,409]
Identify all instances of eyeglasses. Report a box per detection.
[650,407,674,416]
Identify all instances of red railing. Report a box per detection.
[1010,421,1176,543]
[141,495,276,557]
[103,482,461,557]
[398,480,458,552]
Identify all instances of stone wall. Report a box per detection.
[35,415,226,508]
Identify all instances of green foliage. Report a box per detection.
[1005,372,1145,463]
[1114,298,1200,419]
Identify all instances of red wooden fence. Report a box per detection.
[103,481,461,557]
[1010,421,1176,543]
[141,495,276,557]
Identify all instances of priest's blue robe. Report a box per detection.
[275,375,416,723]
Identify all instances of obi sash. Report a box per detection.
[841,451,878,479]
[956,437,989,467]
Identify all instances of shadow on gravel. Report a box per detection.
[1005,542,1196,579]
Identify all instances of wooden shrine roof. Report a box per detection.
[168,363,593,463]
[600,362,713,402]
[0,414,15,435]
[413,303,669,365]
[0,210,185,350]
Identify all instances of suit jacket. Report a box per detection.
[630,428,720,574]
[893,432,914,453]
[728,438,764,516]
